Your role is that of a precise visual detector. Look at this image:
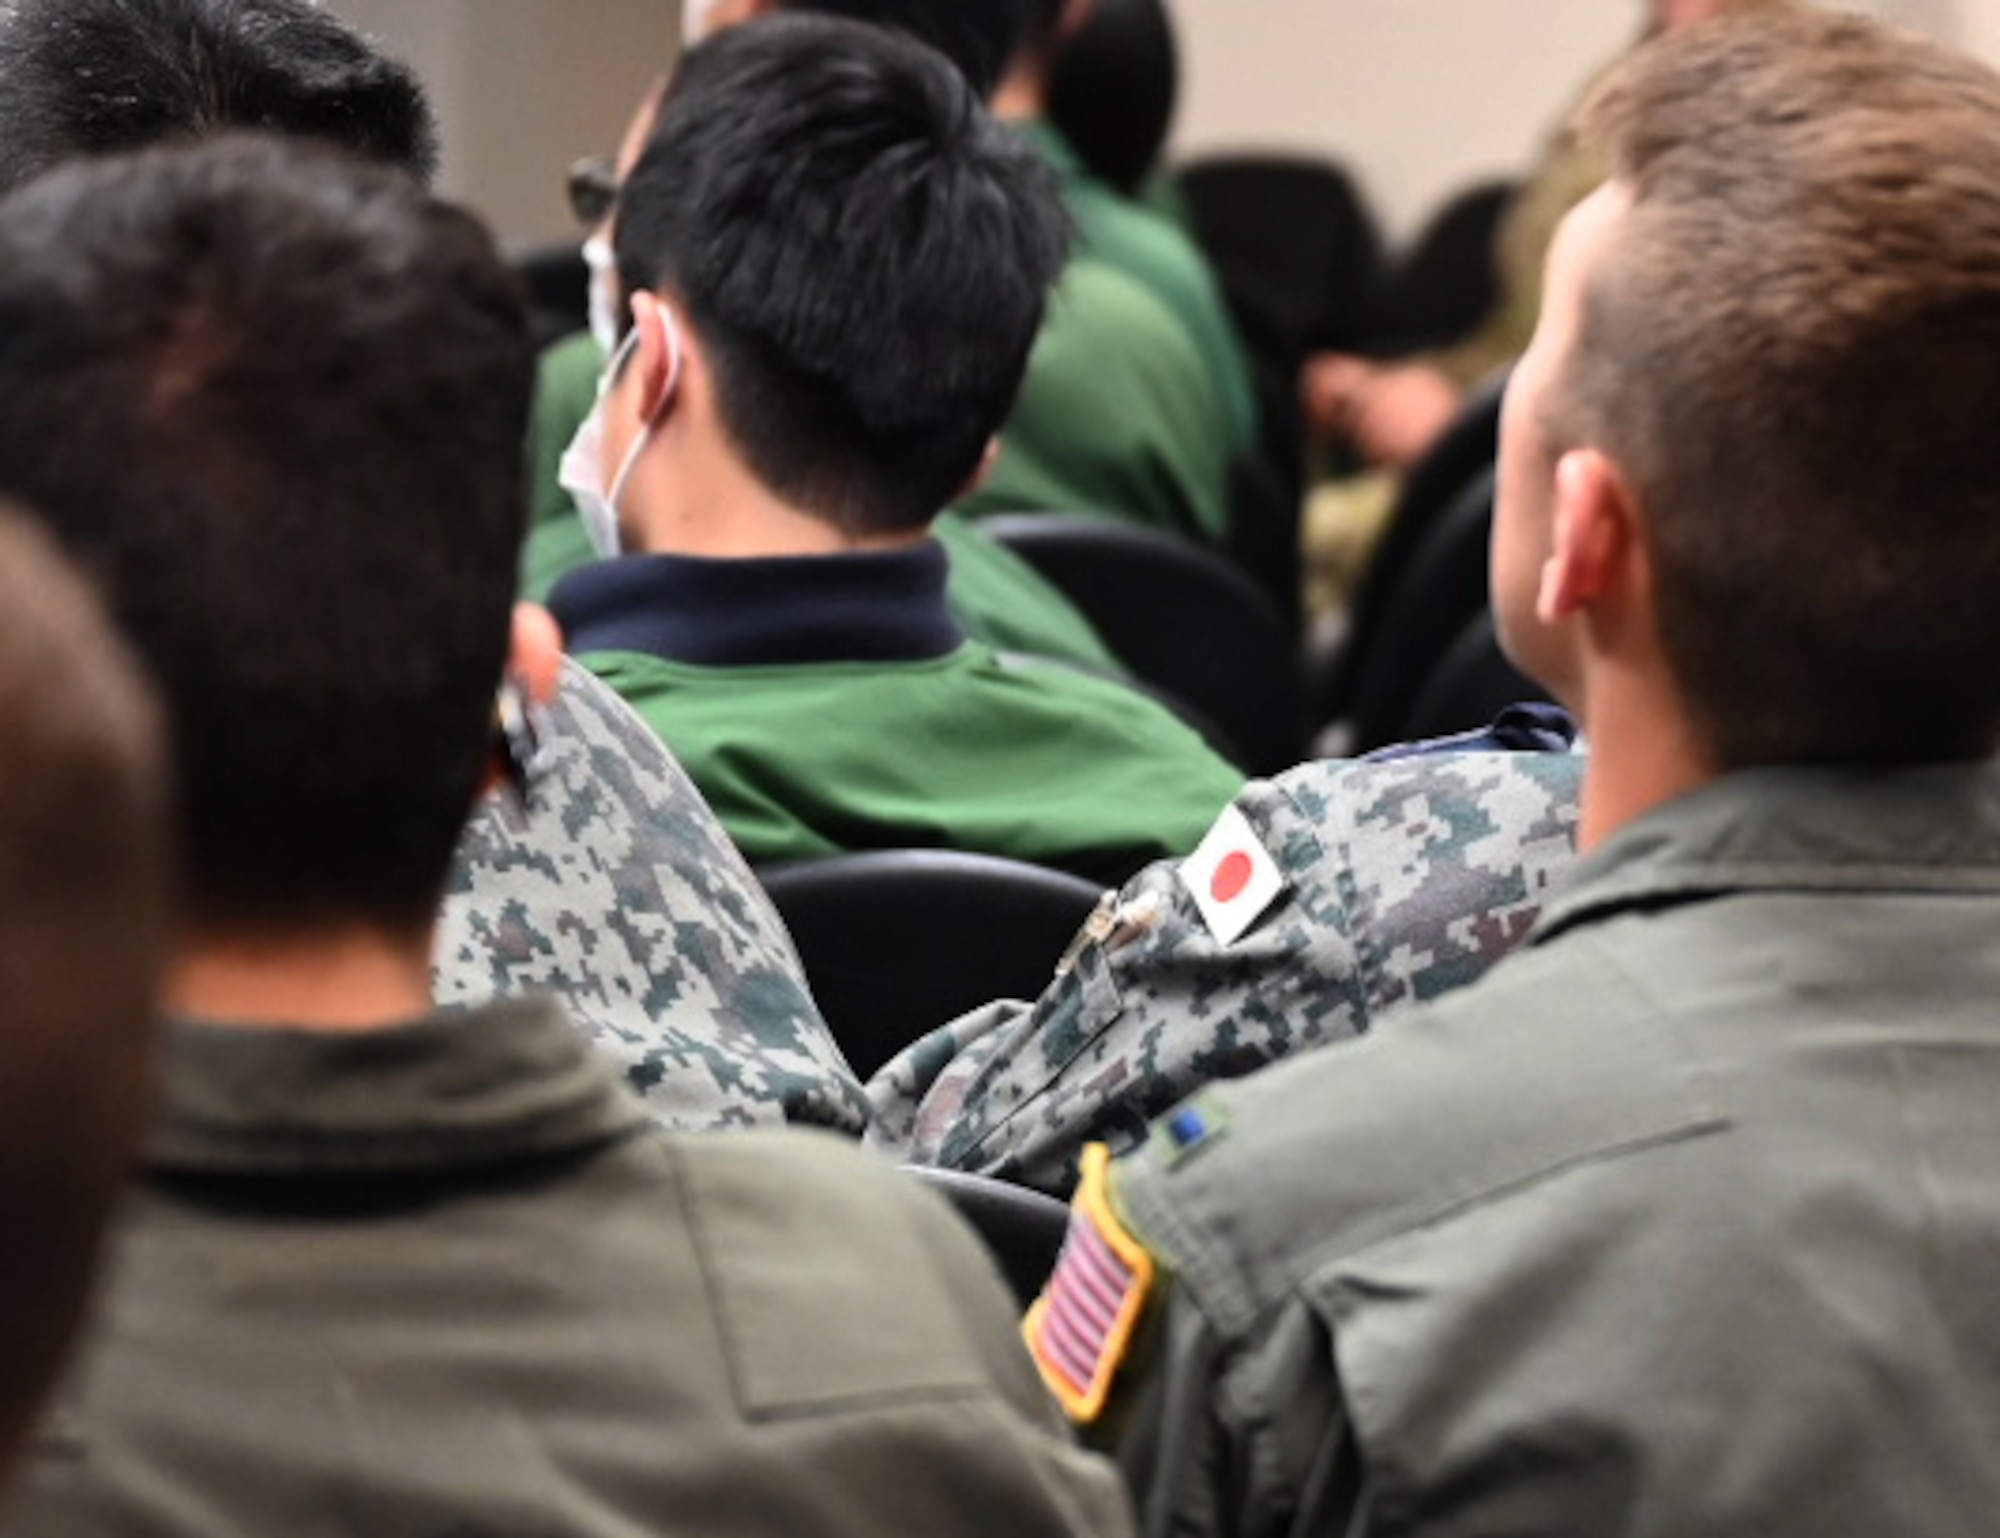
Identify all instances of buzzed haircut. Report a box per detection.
[0,135,535,935]
[0,0,438,195]
[1548,10,2000,765]
[616,15,1068,536]
[775,0,1041,96]
[0,504,168,1481]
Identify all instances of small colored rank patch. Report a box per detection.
[1024,1144,1156,1424]
[1167,1107,1208,1149]
[1179,803,1287,947]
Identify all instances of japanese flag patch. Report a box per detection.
[1178,802,1286,946]
[1024,1145,1156,1424]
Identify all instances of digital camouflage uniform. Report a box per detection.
[867,750,1583,1194]
[433,658,869,1134]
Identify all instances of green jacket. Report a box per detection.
[1035,762,2000,1536]
[957,258,1232,543]
[5,1000,1135,1538]
[1022,121,1258,456]
[554,543,1241,885]
[522,333,1128,673]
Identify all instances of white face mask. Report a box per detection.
[582,235,622,357]
[558,311,684,559]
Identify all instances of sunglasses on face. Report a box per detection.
[566,156,619,228]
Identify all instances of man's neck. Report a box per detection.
[169,924,436,1032]
[628,453,927,559]
[988,58,1048,122]
[1573,670,1719,852]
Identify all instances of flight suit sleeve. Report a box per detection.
[1028,1141,1365,1538]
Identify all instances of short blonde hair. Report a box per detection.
[1555,10,2000,764]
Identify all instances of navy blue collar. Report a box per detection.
[549,541,966,668]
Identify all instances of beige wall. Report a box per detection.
[1168,0,1999,242]
[333,0,1999,248]
[334,0,677,246]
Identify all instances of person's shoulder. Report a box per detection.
[1112,929,1727,1332]
[663,1130,1026,1392]
[1040,257,1203,367]
[1278,749,1584,890]
[978,652,1241,771]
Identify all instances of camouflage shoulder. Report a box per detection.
[434,660,868,1135]
[880,771,1365,1194]
[884,751,1584,1196]
[1277,749,1583,1014]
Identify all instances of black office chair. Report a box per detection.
[1375,179,1514,354]
[1177,154,1385,360]
[1313,370,1508,728]
[1394,611,1552,746]
[979,513,1303,774]
[757,850,1104,1080]
[909,1167,1073,1305]
[1227,451,1303,639]
[1345,468,1497,753]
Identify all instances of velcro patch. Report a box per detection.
[1024,1144,1155,1423]
[1179,803,1287,946]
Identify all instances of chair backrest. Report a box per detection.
[1314,369,1507,727]
[1396,611,1552,746]
[1176,154,1384,359]
[1376,178,1515,354]
[757,850,1104,1080]
[908,1167,1073,1306]
[1226,450,1303,638]
[1345,468,1497,752]
[979,513,1302,774]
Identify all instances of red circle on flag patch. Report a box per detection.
[1211,851,1255,904]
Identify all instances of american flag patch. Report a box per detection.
[1024,1144,1156,1423]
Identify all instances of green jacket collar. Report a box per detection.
[1535,761,2000,944]
[149,996,650,1178]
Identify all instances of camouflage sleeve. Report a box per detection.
[868,753,1583,1196]
[433,659,869,1135]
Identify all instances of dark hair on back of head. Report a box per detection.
[1048,0,1179,194]
[1548,9,2000,766]
[0,134,533,934]
[0,0,438,195]
[616,15,1068,536]
[0,502,167,1470]
[775,0,1040,97]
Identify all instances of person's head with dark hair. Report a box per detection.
[1047,0,1178,194]
[684,0,1042,97]
[0,134,544,957]
[591,14,1066,547]
[0,0,438,196]
[0,504,168,1485]
[1493,9,2000,832]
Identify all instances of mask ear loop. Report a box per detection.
[606,300,684,514]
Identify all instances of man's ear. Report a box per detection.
[626,290,691,421]
[1536,448,1637,626]
[953,438,1003,505]
[508,604,564,708]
